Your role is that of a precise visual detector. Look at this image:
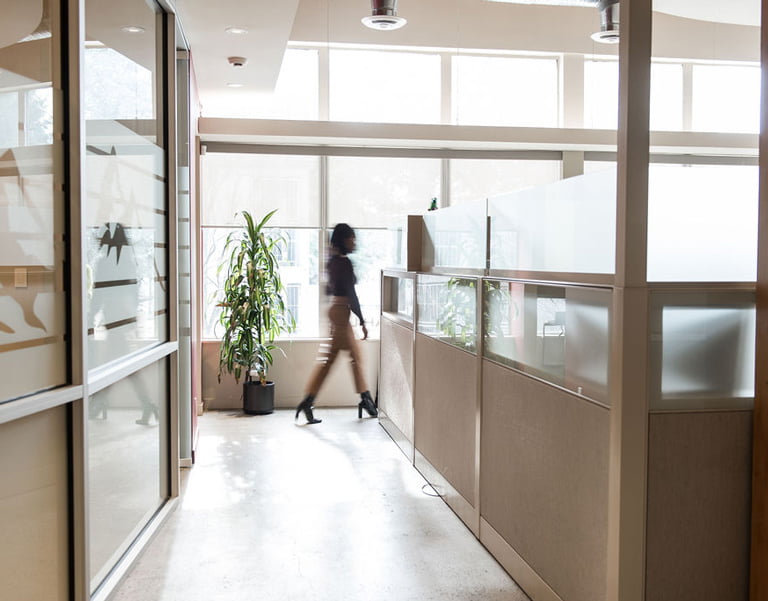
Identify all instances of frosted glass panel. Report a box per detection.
[484,280,611,403]
[422,201,487,270]
[647,164,758,282]
[0,9,66,402]
[649,292,755,410]
[88,359,168,590]
[489,169,616,274]
[417,275,477,353]
[84,1,167,369]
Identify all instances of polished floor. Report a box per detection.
[111,409,531,601]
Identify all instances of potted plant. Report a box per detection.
[217,209,295,414]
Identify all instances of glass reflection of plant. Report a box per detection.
[437,277,476,351]
[484,280,512,340]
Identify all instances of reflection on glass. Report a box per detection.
[382,275,414,322]
[484,280,610,403]
[88,359,168,590]
[201,153,321,227]
[649,292,755,410]
[417,275,477,353]
[647,164,757,282]
[84,2,167,368]
[203,227,320,339]
[0,0,66,403]
[489,170,616,274]
[423,201,487,270]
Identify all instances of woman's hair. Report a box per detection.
[330,223,355,253]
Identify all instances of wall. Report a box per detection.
[202,339,380,410]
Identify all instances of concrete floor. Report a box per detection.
[110,409,531,601]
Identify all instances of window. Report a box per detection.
[329,49,441,124]
[449,158,562,205]
[201,153,321,227]
[692,64,759,134]
[327,156,441,227]
[584,60,684,131]
[452,55,558,127]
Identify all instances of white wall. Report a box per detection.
[202,339,380,410]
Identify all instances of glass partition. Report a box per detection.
[484,280,611,404]
[488,169,616,275]
[0,0,66,403]
[88,358,168,591]
[417,274,477,353]
[647,163,758,282]
[648,290,755,410]
[382,274,414,323]
[84,0,167,369]
[422,201,486,271]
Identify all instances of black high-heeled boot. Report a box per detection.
[295,395,322,424]
[358,390,378,418]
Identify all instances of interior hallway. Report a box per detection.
[110,409,530,601]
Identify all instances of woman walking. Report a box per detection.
[295,223,378,424]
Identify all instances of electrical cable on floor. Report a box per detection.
[421,483,444,497]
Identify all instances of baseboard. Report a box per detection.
[479,517,564,601]
[414,449,479,536]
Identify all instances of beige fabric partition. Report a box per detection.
[380,318,414,444]
[414,333,477,506]
[645,411,752,601]
[481,360,610,601]
[0,408,69,601]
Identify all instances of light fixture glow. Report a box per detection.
[361,15,407,30]
[226,83,244,88]
[225,27,249,35]
[121,25,145,34]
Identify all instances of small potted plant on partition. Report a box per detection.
[217,210,295,414]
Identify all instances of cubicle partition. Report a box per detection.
[379,163,756,601]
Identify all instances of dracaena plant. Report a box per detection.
[217,210,295,385]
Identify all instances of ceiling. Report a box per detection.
[172,0,759,118]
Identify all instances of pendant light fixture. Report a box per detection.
[362,0,407,31]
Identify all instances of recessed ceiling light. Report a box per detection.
[121,25,145,34]
[225,27,249,35]
[226,83,244,88]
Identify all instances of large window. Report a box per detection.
[450,158,561,205]
[692,64,760,134]
[329,49,441,124]
[452,55,559,127]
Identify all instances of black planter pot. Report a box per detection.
[243,381,275,415]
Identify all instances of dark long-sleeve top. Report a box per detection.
[326,253,365,325]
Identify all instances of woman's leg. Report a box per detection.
[345,323,377,417]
